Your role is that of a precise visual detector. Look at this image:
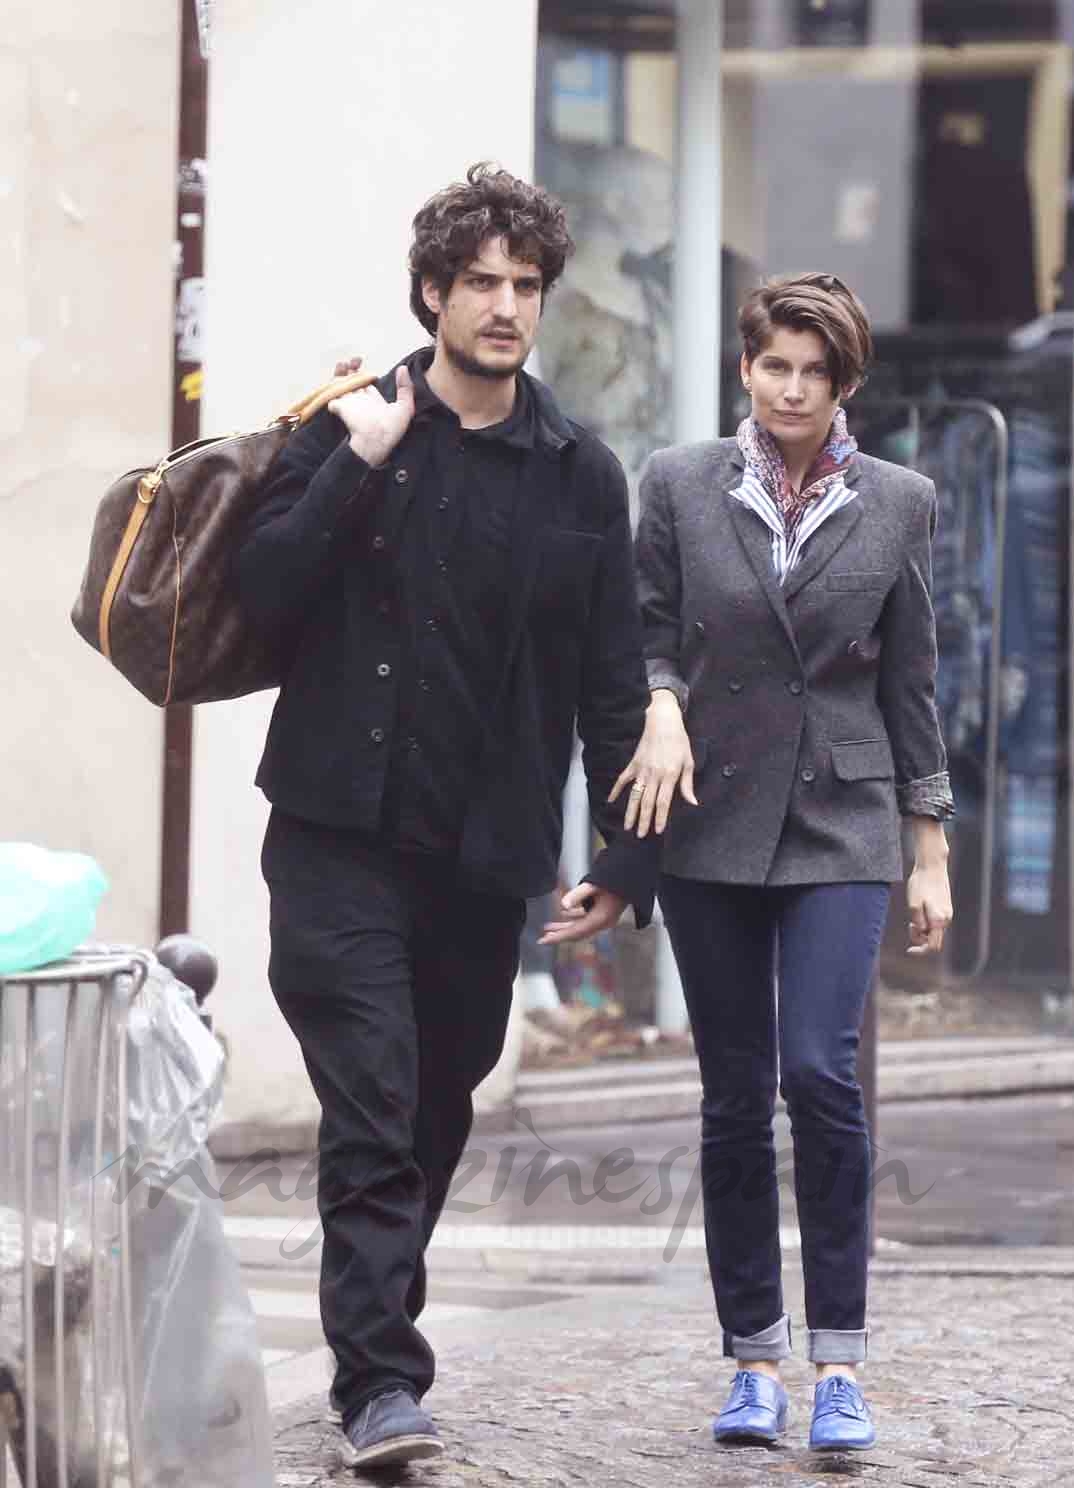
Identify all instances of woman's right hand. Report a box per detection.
[609,690,698,837]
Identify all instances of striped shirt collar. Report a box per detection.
[730,467,859,584]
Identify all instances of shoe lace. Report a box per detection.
[735,1371,763,1405]
[821,1376,859,1413]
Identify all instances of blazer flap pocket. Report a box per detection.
[826,571,888,592]
[831,739,894,781]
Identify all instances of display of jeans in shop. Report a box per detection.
[1001,412,1067,914]
[920,412,997,759]
[858,405,998,971]
[855,392,1069,946]
[854,405,997,763]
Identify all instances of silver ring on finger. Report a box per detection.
[630,783,645,795]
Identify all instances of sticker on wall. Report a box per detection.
[196,0,212,59]
[178,158,207,199]
[176,277,204,365]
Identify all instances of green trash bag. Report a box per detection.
[0,842,109,975]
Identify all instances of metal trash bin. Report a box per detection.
[0,947,273,1488]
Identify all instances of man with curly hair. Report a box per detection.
[236,164,658,1467]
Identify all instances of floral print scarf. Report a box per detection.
[736,407,857,542]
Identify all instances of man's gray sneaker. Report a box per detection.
[343,1387,444,1467]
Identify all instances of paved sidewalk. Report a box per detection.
[272,1246,1074,1487]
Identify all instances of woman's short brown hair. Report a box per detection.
[409,163,573,336]
[738,273,873,393]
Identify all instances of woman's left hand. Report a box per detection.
[906,860,953,954]
[609,690,698,837]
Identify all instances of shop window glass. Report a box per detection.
[537,0,1074,1011]
[536,8,677,512]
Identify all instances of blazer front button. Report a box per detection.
[800,767,816,783]
[695,620,705,634]
[728,679,743,694]
[848,639,860,654]
[370,728,386,745]
[394,468,409,485]
[721,763,737,778]
[788,680,803,695]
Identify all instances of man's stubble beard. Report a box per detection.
[439,327,529,382]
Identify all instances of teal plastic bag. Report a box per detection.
[0,843,109,975]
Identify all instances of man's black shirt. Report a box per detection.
[381,350,535,854]
[236,351,659,922]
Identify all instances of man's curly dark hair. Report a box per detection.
[408,163,573,336]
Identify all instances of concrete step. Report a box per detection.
[509,1037,1074,1131]
[518,1036,1069,1091]
[879,1045,1074,1101]
[877,1035,1067,1064]
[518,1056,700,1093]
[515,1076,702,1131]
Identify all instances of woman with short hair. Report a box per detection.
[617,272,953,1453]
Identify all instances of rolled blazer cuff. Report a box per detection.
[897,771,955,820]
[646,658,688,712]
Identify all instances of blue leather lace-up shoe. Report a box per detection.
[712,1370,789,1445]
[343,1387,444,1467]
[809,1375,876,1452]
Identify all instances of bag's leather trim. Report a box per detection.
[165,510,183,707]
[287,370,377,426]
[99,476,155,661]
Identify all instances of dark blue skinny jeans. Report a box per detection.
[658,877,891,1364]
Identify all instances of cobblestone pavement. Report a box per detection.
[272,1250,1074,1487]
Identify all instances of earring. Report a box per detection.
[744,382,752,392]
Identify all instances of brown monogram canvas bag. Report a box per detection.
[71,370,374,706]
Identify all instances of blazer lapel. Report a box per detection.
[723,449,801,659]
[781,457,867,602]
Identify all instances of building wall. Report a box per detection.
[194,0,539,1153]
[0,3,177,943]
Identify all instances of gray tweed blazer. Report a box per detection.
[636,438,953,886]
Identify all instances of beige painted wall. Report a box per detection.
[0,4,177,943]
[193,0,539,1152]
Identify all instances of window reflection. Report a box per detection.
[536,0,1073,1003]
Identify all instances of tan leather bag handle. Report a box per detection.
[284,369,379,426]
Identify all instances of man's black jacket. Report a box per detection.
[235,357,659,924]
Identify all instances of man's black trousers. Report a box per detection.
[261,809,525,1422]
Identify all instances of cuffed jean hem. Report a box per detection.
[722,1314,793,1361]
[807,1328,868,1364]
